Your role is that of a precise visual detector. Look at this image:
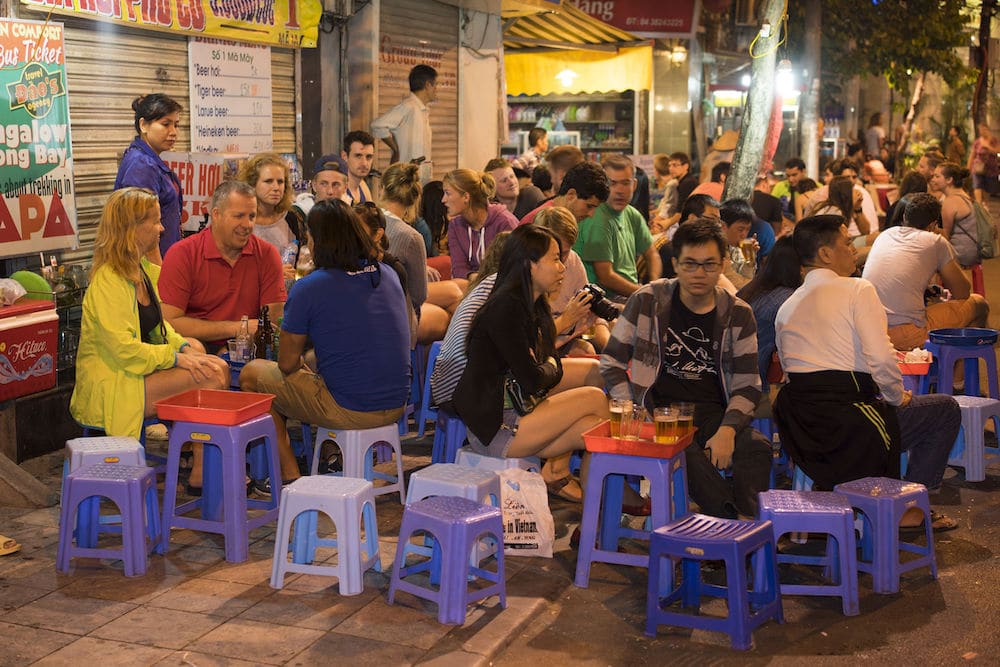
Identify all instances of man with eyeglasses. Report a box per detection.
[574,155,661,300]
[861,193,989,351]
[601,218,772,519]
[773,214,959,530]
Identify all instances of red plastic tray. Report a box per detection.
[896,351,931,376]
[583,420,695,458]
[154,389,274,425]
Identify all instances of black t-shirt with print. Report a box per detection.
[650,290,723,408]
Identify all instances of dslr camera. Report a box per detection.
[578,283,620,321]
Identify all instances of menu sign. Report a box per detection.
[188,38,272,154]
[0,18,77,259]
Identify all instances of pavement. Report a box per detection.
[4,216,1000,665]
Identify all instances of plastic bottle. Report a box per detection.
[236,315,252,362]
[280,240,298,266]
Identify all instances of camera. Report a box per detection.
[579,283,620,321]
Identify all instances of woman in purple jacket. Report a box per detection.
[115,93,184,263]
[443,168,518,285]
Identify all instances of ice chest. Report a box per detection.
[0,300,58,401]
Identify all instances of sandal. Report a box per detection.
[546,476,583,503]
[900,510,959,535]
[0,535,21,556]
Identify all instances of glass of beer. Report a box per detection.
[673,402,695,440]
[653,406,679,444]
[609,398,632,438]
[621,405,646,441]
[740,238,757,266]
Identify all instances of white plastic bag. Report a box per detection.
[498,468,554,558]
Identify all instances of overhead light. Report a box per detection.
[741,73,751,87]
[555,68,578,87]
[776,59,794,95]
[671,44,687,64]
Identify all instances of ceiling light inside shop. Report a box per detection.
[555,68,579,87]
[671,45,687,64]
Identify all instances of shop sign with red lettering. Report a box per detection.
[160,151,246,231]
[0,18,77,260]
[21,0,323,48]
[568,0,697,37]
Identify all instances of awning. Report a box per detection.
[502,2,652,95]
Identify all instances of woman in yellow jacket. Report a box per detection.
[71,188,229,486]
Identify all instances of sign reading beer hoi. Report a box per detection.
[0,18,77,259]
[21,0,323,48]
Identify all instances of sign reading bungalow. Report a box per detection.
[20,0,322,48]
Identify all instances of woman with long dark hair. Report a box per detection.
[454,225,608,498]
[811,175,871,236]
[115,93,184,263]
[736,236,802,385]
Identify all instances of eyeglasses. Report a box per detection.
[678,259,723,274]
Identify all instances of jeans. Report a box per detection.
[684,402,773,518]
[897,393,961,490]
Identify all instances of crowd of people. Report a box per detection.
[68,71,996,534]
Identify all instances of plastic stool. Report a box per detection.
[406,463,501,506]
[920,339,999,399]
[160,414,281,563]
[949,395,1000,482]
[416,341,442,438]
[64,436,146,549]
[82,417,163,467]
[574,449,688,588]
[645,513,783,650]
[397,345,424,436]
[455,447,541,473]
[757,490,860,615]
[269,476,381,594]
[431,410,467,464]
[972,263,985,297]
[310,423,405,502]
[388,495,506,624]
[792,465,815,491]
[57,463,162,576]
[833,477,937,594]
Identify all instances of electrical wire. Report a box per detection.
[748,0,789,59]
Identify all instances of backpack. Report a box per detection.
[956,195,997,260]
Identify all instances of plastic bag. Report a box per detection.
[0,279,26,306]
[498,468,554,558]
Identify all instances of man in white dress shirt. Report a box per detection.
[371,64,437,166]
[773,214,958,529]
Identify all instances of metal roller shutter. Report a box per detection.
[36,17,297,266]
[377,0,459,179]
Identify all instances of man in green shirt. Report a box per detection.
[574,154,661,300]
[771,157,805,222]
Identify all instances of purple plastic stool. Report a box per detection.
[757,490,860,615]
[833,477,937,594]
[645,513,783,650]
[920,339,999,399]
[160,414,281,563]
[949,395,1000,482]
[57,463,162,576]
[388,495,506,624]
[574,449,688,588]
[431,410,467,464]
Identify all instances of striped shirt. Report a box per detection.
[429,274,497,406]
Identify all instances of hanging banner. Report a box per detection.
[189,38,273,153]
[159,151,245,231]
[21,0,323,48]
[0,18,78,259]
[568,0,698,38]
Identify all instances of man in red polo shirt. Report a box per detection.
[160,180,286,351]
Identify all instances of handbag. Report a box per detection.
[504,372,542,416]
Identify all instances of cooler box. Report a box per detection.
[0,300,58,401]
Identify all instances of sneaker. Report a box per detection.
[250,479,274,497]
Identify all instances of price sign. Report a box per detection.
[188,38,272,154]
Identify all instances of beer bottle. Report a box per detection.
[254,306,275,361]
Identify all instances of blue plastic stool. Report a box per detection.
[574,449,689,588]
[416,341,442,438]
[757,490,860,615]
[833,477,937,594]
[949,395,1000,482]
[792,465,814,491]
[398,345,425,436]
[645,513,784,650]
[431,409,467,464]
[920,340,999,399]
[57,463,162,576]
[160,414,281,563]
[82,417,162,467]
[388,495,506,624]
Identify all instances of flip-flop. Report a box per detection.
[900,510,959,535]
[0,535,21,556]
[546,476,583,503]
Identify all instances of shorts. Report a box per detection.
[254,362,404,429]
[467,408,520,458]
[887,298,981,350]
[972,173,995,192]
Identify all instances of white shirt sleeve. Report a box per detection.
[370,101,410,139]
[854,280,903,404]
